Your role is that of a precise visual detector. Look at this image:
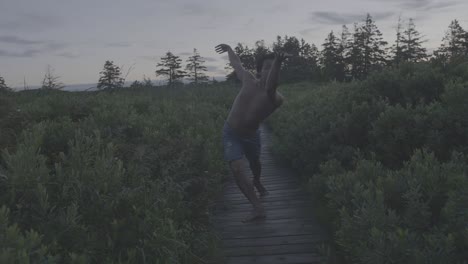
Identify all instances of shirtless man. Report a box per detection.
[216,43,290,222]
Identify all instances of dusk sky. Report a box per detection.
[1,0,467,88]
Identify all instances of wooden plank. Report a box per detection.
[218,199,312,211]
[217,203,315,215]
[219,193,310,205]
[223,192,309,202]
[224,243,321,257]
[213,125,327,263]
[217,217,321,229]
[223,181,300,192]
[224,181,300,190]
[224,187,305,197]
[226,253,322,264]
[220,224,322,239]
[222,234,326,248]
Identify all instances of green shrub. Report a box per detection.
[0,84,235,263]
[269,63,468,263]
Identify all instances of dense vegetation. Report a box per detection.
[269,60,468,263]
[1,12,467,264]
[0,84,237,263]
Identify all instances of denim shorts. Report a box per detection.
[222,122,261,163]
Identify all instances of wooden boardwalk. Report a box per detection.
[212,125,328,264]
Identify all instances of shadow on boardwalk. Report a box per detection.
[212,124,329,264]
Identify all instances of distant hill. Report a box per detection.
[11,75,226,92]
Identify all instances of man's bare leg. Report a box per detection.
[250,158,269,196]
[230,159,265,222]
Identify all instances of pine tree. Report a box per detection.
[435,20,467,61]
[41,65,65,90]
[401,18,427,62]
[338,25,352,80]
[361,13,388,75]
[272,35,319,82]
[97,60,124,90]
[301,41,321,81]
[392,16,405,65]
[349,23,366,79]
[0,76,10,91]
[185,48,209,84]
[321,31,343,81]
[348,14,388,79]
[156,52,187,86]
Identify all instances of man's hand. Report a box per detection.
[216,43,247,81]
[215,44,232,54]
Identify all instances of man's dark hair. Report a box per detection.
[256,53,276,73]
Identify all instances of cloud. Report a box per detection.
[245,18,255,28]
[56,52,79,59]
[368,0,460,11]
[199,25,218,30]
[0,13,63,32]
[45,42,68,50]
[178,52,192,56]
[138,55,160,62]
[0,35,43,45]
[203,57,217,62]
[0,49,41,58]
[205,65,220,72]
[299,27,322,36]
[106,42,132,48]
[0,41,68,58]
[398,0,458,10]
[181,2,209,15]
[310,11,395,25]
[264,3,290,14]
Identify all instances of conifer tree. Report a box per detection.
[98,60,124,90]
[186,49,209,84]
[156,52,187,86]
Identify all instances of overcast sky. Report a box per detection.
[0,0,467,87]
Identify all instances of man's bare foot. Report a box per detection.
[242,210,266,223]
[254,180,269,196]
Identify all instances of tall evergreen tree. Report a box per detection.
[349,14,388,79]
[186,48,209,84]
[97,60,124,90]
[435,19,467,61]
[273,35,320,82]
[361,13,388,75]
[338,25,352,80]
[156,52,187,86]
[349,22,366,79]
[321,31,344,81]
[41,65,65,90]
[400,18,427,62]
[301,41,321,81]
[392,16,405,65]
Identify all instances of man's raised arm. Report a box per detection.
[216,44,247,81]
[265,52,290,101]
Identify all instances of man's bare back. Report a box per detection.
[226,76,281,137]
[216,43,290,222]
[216,44,288,137]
